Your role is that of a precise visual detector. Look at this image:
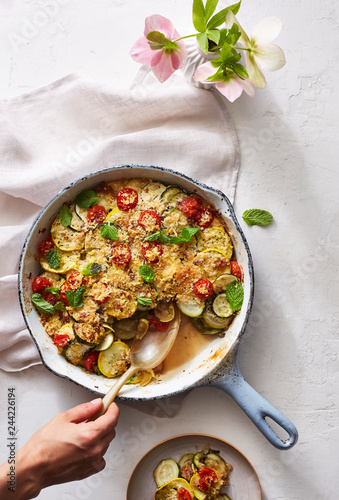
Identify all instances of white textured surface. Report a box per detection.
[0,1,338,499]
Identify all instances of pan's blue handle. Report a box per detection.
[209,356,298,450]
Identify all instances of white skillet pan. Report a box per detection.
[18,165,298,449]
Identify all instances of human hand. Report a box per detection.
[0,399,119,499]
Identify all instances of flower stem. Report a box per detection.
[173,33,198,42]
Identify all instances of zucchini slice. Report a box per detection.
[40,250,80,274]
[106,290,137,320]
[153,459,180,487]
[179,453,197,482]
[51,215,85,251]
[193,451,228,474]
[202,303,232,330]
[73,322,104,346]
[190,317,221,336]
[126,178,149,192]
[97,341,130,378]
[160,185,182,203]
[75,204,89,222]
[212,293,234,318]
[63,342,91,365]
[177,299,205,318]
[155,478,193,500]
[196,249,231,281]
[167,191,189,209]
[57,322,75,341]
[68,203,84,231]
[213,274,238,294]
[141,181,166,204]
[216,495,232,500]
[126,369,154,387]
[154,301,175,322]
[95,332,114,351]
[113,317,139,340]
[197,228,233,258]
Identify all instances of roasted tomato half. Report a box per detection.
[86,205,107,225]
[53,334,70,348]
[117,188,138,211]
[230,260,242,280]
[198,468,218,493]
[83,351,99,372]
[141,241,163,264]
[193,279,214,300]
[138,210,162,231]
[32,276,52,293]
[195,207,213,228]
[179,197,203,218]
[38,236,55,256]
[148,317,168,332]
[111,244,132,266]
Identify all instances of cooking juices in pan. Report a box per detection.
[30,178,244,386]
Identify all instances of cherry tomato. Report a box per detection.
[230,261,242,280]
[83,351,99,372]
[86,205,107,225]
[177,487,192,500]
[198,468,217,493]
[53,334,70,348]
[32,276,52,293]
[59,282,73,304]
[43,292,59,306]
[138,210,162,231]
[117,188,138,211]
[179,197,203,218]
[195,207,214,228]
[38,236,55,255]
[67,271,83,288]
[111,244,132,265]
[148,317,168,332]
[193,279,214,300]
[141,241,163,264]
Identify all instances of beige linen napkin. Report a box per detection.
[0,70,239,373]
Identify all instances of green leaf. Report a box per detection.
[242,209,273,226]
[197,32,209,54]
[54,301,66,311]
[232,63,248,78]
[221,42,232,61]
[75,189,98,208]
[44,287,60,297]
[137,297,153,306]
[207,29,220,44]
[138,265,155,283]
[31,293,55,315]
[82,263,102,276]
[100,224,118,240]
[226,281,244,311]
[144,231,162,242]
[207,1,242,29]
[205,0,219,22]
[192,0,206,32]
[59,204,72,227]
[211,57,223,68]
[158,232,170,243]
[179,227,200,240]
[147,31,166,44]
[45,248,60,269]
[164,39,179,51]
[65,285,86,308]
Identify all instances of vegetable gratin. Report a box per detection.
[30,178,244,384]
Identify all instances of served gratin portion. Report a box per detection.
[30,178,244,384]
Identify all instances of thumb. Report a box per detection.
[64,398,103,423]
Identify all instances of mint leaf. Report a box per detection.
[205,0,219,22]
[137,297,153,306]
[139,265,155,283]
[65,285,86,308]
[145,231,162,242]
[45,248,60,269]
[226,281,244,311]
[193,0,206,32]
[59,204,72,227]
[31,293,55,315]
[75,189,98,208]
[242,209,273,226]
[197,31,209,53]
[158,232,170,243]
[44,287,60,297]
[179,226,200,240]
[82,263,102,276]
[100,224,118,240]
[54,301,66,311]
[167,236,186,244]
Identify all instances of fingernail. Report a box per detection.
[90,398,102,405]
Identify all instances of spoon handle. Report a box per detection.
[88,366,138,421]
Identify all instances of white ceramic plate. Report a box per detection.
[127,434,261,500]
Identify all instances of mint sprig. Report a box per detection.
[100,224,118,240]
[139,265,155,283]
[45,247,60,269]
[65,285,86,308]
[31,293,56,315]
[44,287,60,298]
[145,227,200,245]
[226,281,244,311]
[59,204,72,227]
[75,189,98,208]
[82,263,102,277]
[242,209,273,227]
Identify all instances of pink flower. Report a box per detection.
[130,15,187,83]
[193,62,255,102]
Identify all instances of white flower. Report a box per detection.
[225,12,286,89]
